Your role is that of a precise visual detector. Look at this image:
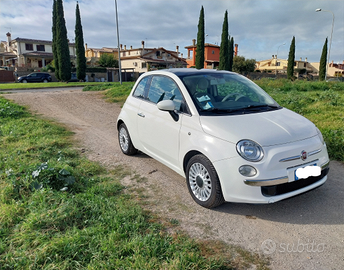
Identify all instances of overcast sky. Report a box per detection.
[0,0,343,63]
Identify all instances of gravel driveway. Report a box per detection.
[2,89,344,270]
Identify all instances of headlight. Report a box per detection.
[316,127,325,145]
[236,140,264,162]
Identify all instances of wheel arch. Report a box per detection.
[183,150,206,174]
[117,119,124,130]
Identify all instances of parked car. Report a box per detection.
[117,69,330,208]
[18,72,52,83]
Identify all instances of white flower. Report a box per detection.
[32,170,40,178]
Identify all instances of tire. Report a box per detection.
[186,154,225,208]
[43,79,48,83]
[118,123,137,155]
[22,79,27,83]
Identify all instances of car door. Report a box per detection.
[28,73,39,82]
[137,75,184,171]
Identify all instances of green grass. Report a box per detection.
[0,97,269,269]
[0,82,106,90]
[84,82,135,103]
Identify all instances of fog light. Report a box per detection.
[239,165,257,177]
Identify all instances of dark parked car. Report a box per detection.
[18,72,52,83]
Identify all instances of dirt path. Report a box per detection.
[3,89,344,270]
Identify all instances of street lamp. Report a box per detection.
[275,43,285,76]
[316,8,335,80]
[115,0,122,84]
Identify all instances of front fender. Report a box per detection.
[179,115,237,174]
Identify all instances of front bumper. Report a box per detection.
[260,165,329,197]
[244,160,330,186]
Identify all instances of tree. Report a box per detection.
[75,2,86,81]
[52,0,60,80]
[219,10,229,70]
[55,0,71,81]
[98,54,118,68]
[319,38,328,81]
[195,6,205,69]
[228,36,234,71]
[287,36,295,80]
[232,56,256,74]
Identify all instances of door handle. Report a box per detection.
[137,112,145,118]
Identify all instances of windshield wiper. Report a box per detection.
[199,105,280,114]
[199,107,247,114]
[244,104,280,111]
[247,104,279,109]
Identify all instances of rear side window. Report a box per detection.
[147,76,184,111]
[133,76,149,99]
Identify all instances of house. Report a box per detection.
[256,56,314,75]
[85,44,118,66]
[119,41,187,73]
[0,32,76,70]
[256,56,344,77]
[184,39,238,69]
[310,61,344,78]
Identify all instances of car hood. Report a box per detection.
[200,108,317,147]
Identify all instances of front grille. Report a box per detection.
[261,167,329,197]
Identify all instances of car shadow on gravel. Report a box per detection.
[213,161,344,225]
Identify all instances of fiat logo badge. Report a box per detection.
[301,150,307,161]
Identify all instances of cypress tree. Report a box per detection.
[52,0,60,80]
[195,6,205,69]
[228,36,234,71]
[287,36,295,80]
[319,38,328,81]
[56,0,71,82]
[219,10,229,70]
[75,2,86,81]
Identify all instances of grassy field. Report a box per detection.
[0,82,105,90]
[87,79,344,161]
[0,97,269,269]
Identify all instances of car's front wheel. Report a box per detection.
[43,79,48,83]
[118,123,137,155]
[186,154,225,208]
[22,79,27,83]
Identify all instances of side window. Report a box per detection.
[147,76,184,111]
[133,76,149,99]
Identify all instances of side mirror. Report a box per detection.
[157,100,179,122]
[157,100,175,111]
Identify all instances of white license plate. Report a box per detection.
[295,163,321,180]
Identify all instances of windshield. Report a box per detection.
[180,72,281,115]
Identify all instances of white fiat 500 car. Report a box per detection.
[117,69,329,208]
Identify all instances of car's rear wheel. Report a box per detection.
[186,154,225,208]
[118,123,137,155]
[43,79,48,83]
[22,79,27,83]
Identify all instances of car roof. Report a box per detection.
[146,68,233,77]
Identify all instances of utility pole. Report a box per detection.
[115,0,122,84]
